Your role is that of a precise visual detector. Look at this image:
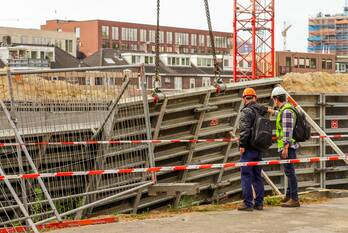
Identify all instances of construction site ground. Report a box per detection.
[53,196,348,233]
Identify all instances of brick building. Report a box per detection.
[275,51,336,76]
[41,20,233,58]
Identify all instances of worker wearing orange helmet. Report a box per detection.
[238,87,270,211]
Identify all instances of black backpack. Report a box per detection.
[282,107,311,142]
[249,107,273,151]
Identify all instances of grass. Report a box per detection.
[116,192,329,222]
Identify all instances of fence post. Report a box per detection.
[319,94,327,188]
[140,65,156,183]
[6,67,30,227]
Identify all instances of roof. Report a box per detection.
[84,48,233,76]
[83,48,128,67]
[51,47,86,69]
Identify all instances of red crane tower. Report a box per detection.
[233,0,275,81]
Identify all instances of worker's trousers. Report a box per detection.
[282,148,299,201]
[240,149,264,208]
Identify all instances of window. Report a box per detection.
[199,35,205,46]
[207,35,211,47]
[166,46,173,53]
[190,78,195,89]
[65,40,73,53]
[175,33,189,45]
[95,77,103,86]
[166,32,173,44]
[215,36,227,48]
[174,77,182,90]
[285,57,291,67]
[31,51,38,59]
[224,59,230,67]
[294,57,298,68]
[102,41,109,48]
[159,31,164,43]
[191,34,197,46]
[121,28,137,41]
[202,77,211,87]
[130,44,138,50]
[197,57,213,67]
[104,58,115,64]
[299,57,305,68]
[145,56,155,64]
[149,30,156,43]
[75,27,80,38]
[322,59,326,69]
[167,56,189,66]
[305,58,310,68]
[112,27,119,40]
[327,59,333,70]
[102,26,109,39]
[140,29,147,42]
[131,55,141,64]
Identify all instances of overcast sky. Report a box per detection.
[0,0,344,52]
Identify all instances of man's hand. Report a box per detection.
[240,147,245,156]
[281,145,289,159]
[267,108,275,115]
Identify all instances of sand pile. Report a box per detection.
[282,72,348,94]
[0,76,139,101]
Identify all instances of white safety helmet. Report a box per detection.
[271,86,287,98]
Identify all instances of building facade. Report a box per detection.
[275,51,336,76]
[0,27,77,57]
[308,2,348,56]
[41,20,233,58]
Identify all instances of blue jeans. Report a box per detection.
[240,149,264,207]
[283,148,299,201]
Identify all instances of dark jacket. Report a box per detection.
[239,102,268,149]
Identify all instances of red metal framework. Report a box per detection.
[233,0,275,81]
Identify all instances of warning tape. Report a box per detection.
[0,155,347,181]
[0,217,118,233]
[0,135,347,148]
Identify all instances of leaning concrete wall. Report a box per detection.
[1,77,347,217]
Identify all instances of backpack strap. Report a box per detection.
[280,106,298,124]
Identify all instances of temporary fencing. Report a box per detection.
[0,65,155,231]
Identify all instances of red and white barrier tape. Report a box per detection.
[0,135,347,148]
[1,155,347,181]
[0,138,238,148]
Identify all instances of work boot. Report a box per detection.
[237,203,253,211]
[254,205,263,211]
[281,199,300,208]
[281,196,290,203]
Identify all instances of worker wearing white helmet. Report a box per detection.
[271,86,287,98]
[269,86,300,208]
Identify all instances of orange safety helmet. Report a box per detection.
[242,88,257,98]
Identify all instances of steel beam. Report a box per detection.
[174,91,211,207]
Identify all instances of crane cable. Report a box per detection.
[204,0,222,84]
[153,0,223,95]
[153,0,161,93]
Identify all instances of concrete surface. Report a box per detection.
[53,198,348,233]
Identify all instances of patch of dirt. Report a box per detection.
[117,193,329,222]
[282,72,348,93]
